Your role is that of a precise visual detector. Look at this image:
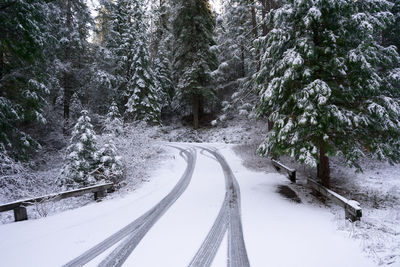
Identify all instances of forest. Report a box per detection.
[1,0,400,265]
[1,0,400,204]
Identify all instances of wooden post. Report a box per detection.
[14,206,28,222]
[94,189,107,200]
[271,159,296,183]
[288,171,296,183]
[345,204,362,222]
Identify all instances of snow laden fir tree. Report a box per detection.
[95,137,124,184]
[255,0,400,187]
[123,0,161,123]
[104,101,123,136]
[172,0,218,129]
[59,110,98,188]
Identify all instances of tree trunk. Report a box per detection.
[63,0,72,134]
[0,52,3,81]
[260,0,268,36]
[318,144,330,188]
[268,119,274,131]
[249,1,260,71]
[240,46,246,78]
[192,94,199,129]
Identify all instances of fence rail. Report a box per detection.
[0,182,114,222]
[307,178,362,221]
[271,159,296,183]
[270,159,362,221]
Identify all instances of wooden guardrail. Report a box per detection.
[270,159,362,222]
[307,178,362,222]
[0,182,114,222]
[271,159,296,183]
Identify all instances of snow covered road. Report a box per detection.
[0,143,378,267]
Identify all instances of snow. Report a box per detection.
[218,144,377,267]
[0,146,185,267]
[0,143,379,266]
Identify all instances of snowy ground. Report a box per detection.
[0,143,379,267]
[1,116,399,266]
[0,122,164,224]
[268,153,400,266]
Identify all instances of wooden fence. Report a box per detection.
[0,183,114,222]
[271,159,296,183]
[271,159,362,222]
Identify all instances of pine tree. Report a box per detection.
[0,0,50,159]
[99,0,161,123]
[213,0,260,122]
[152,0,174,112]
[48,0,93,133]
[59,110,98,188]
[172,0,218,129]
[104,101,123,135]
[255,0,400,187]
[154,41,174,112]
[216,0,255,85]
[385,0,400,51]
[124,1,161,123]
[95,138,124,184]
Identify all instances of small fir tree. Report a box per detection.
[124,1,161,123]
[59,110,98,188]
[255,0,400,187]
[154,45,174,111]
[95,138,124,183]
[104,101,123,135]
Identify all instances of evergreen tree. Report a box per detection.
[0,0,50,159]
[100,0,161,123]
[385,0,400,52]
[213,0,261,122]
[104,101,123,135]
[59,110,98,188]
[255,0,400,187]
[154,41,174,112]
[48,0,93,133]
[172,0,218,129]
[96,0,130,109]
[95,138,124,183]
[216,0,255,85]
[152,0,175,112]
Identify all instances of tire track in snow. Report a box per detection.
[63,146,196,267]
[189,146,250,267]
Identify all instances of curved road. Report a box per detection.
[189,146,250,267]
[63,144,249,267]
[63,146,196,267]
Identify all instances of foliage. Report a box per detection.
[59,110,98,188]
[0,0,50,159]
[99,0,161,123]
[172,0,218,114]
[94,137,124,184]
[103,101,123,135]
[255,0,400,169]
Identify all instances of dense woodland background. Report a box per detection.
[1,0,400,191]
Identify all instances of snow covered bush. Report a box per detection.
[58,110,98,188]
[94,137,124,184]
[0,144,37,202]
[103,101,123,136]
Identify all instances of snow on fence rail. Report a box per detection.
[0,182,114,222]
[271,159,296,183]
[307,178,362,222]
[271,159,362,222]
